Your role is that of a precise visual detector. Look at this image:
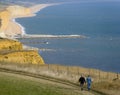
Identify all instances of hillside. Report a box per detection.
[0,63,119,95]
[0,67,94,95]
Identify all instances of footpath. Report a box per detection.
[0,67,101,95]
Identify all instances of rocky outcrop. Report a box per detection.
[0,38,44,64]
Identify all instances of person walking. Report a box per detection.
[79,75,86,90]
[86,75,92,91]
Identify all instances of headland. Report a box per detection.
[0,4,51,64]
[0,3,55,38]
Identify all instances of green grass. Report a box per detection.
[0,73,60,95]
[0,72,81,95]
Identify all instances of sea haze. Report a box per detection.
[17,1,120,73]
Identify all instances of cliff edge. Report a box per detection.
[0,38,44,64]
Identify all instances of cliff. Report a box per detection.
[0,38,44,64]
[0,11,10,34]
[0,5,45,64]
[0,38,22,50]
[0,4,53,38]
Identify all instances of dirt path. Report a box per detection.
[0,67,100,95]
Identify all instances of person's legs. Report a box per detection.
[80,84,84,90]
[87,83,91,91]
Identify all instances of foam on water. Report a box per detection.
[15,34,87,39]
[12,19,26,36]
[13,3,61,38]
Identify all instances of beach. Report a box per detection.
[0,4,55,38]
[0,3,84,39]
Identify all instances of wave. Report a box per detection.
[15,34,87,39]
[12,3,87,39]
[12,3,60,38]
[12,19,26,36]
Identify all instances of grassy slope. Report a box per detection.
[0,72,65,95]
[0,63,119,95]
[0,71,93,95]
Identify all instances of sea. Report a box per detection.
[16,1,120,73]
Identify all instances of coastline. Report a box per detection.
[12,19,26,36]
[0,3,56,38]
[0,2,120,72]
[0,3,87,39]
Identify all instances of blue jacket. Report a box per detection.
[86,77,92,84]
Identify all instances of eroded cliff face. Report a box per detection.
[0,11,10,34]
[0,50,44,64]
[0,38,44,64]
[0,38,22,50]
[0,19,1,28]
[6,5,31,18]
[0,5,44,64]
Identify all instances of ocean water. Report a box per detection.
[16,1,120,73]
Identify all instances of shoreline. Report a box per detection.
[0,3,57,38]
[12,19,26,36]
[0,3,87,39]
[0,2,119,73]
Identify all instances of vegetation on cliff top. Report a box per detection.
[0,38,44,64]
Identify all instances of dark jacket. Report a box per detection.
[79,76,86,84]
